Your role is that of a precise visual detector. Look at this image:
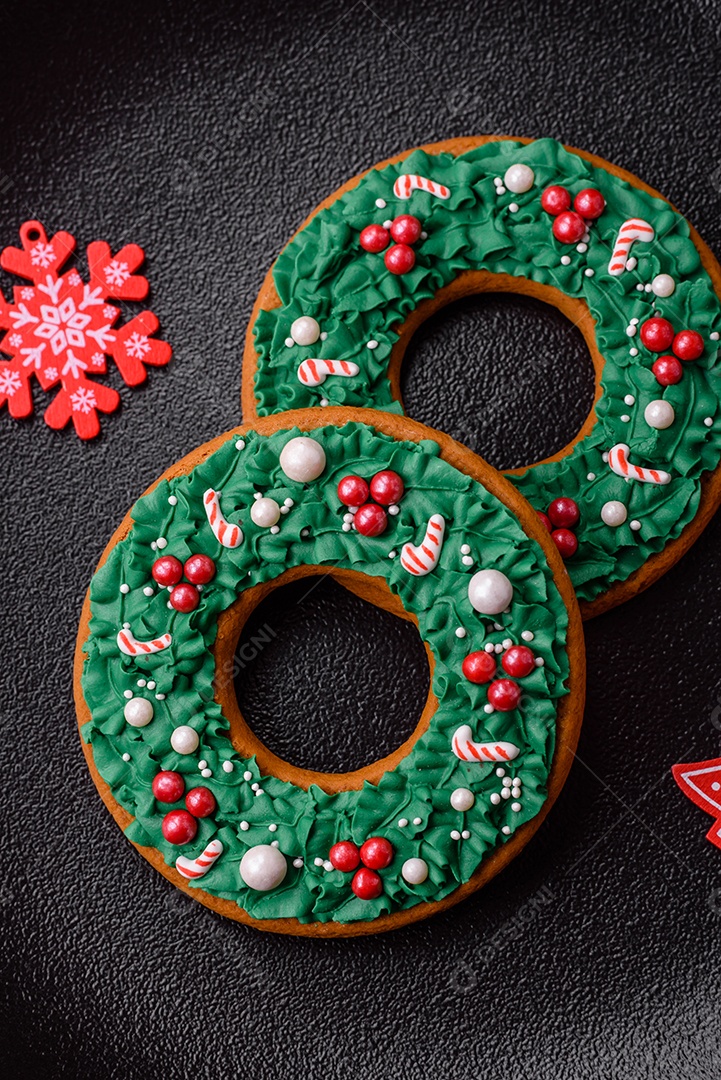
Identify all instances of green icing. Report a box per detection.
[251,138,721,603]
[81,420,570,924]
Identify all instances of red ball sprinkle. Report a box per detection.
[652,355,684,386]
[152,770,185,804]
[536,510,552,533]
[169,583,200,613]
[369,469,404,506]
[390,214,422,245]
[672,329,704,361]
[640,317,674,353]
[462,650,497,684]
[541,185,571,216]
[487,678,522,712]
[354,503,388,537]
[152,555,183,587]
[501,645,535,679]
[337,475,370,507]
[384,243,416,275]
[184,787,216,818]
[184,554,216,585]
[329,840,361,873]
[161,809,197,845]
[547,496,580,529]
[551,528,579,559]
[552,211,586,244]
[573,188,605,220]
[359,836,394,870]
[351,867,383,900]
[360,223,390,253]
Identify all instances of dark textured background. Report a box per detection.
[1,1,720,1077]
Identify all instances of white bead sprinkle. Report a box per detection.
[450,830,461,840]
[587,472,596,481]
[509,202,519,213]
[235,439,245,450]
[630,520,641,531]
[455,627,467,638]
[155,694,166,701]
[143,586,154,596]
[156,537,167,549]
[123,690,133,699]
[629,347,638,356]
[461,830,471,839]
[484,704,495,714]
[388,550,396,559]
[561,255,571,266]
[490,793,501,805]
[624,395,635,406]
[201,768,212,778]
[293,858,303,868]
[367,339,378,350]
[240,821,250,831]
[323,860,333,872]
[621,414,631,423]
[535,657,544,667]
[413,817,422,826]
[512,802,522,812]
[584,268,594,277]
[268,823,277,832]
[398,818,409,827]
[119,583,130,594]
[704,417,714,427]
[375,198,386,209]
[122,752,131,761]
[462,555,473,566]
[460,544,471,555]
[710,332,719,341]
[314,857,324,867]
[521,631,534,642]
[502,826,512,835]
[576,243,587,253]
[243,771,252,781]
[223,761,234,773]
[284,337,294,348]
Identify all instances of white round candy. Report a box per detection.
[503,163,535,194]
[123,697,154,727]
[644,399,675,430]
[290,316,320,346]
[468,569,513,614]
[401,858,429,885]
[450,787,475,812]
[279,436,326,483]
[170,725,199,755]
[651,274,675,298]
[600,501,627,527]
[239,844,288,891]
[251,497,281,528]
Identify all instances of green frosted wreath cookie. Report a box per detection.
[76,409,584,935]
[244,137,721,615]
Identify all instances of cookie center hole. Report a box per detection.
[233,576,430,773]
[401,293,596,471]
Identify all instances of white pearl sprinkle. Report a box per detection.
[630,318,639,325]
[120,583,130,594]
[455,627,467,638]
[320,332,328,341]
[502,777,513,788]
[462,555,473,566]
[460,544,471,555]
[388,504,400,516]
[629,347,638,356]
[493,177,502,185]
[512,802,522,812]
[645,283,653,292]
[156,537,167,549]
[342,523,351,532]
[398,818,409,827]
[137,679,146,688]
[624,395,635,405]
[535,657,544,667]
[461,830,471,840]
[268,823,277,832]
[122,752,131,762]
[621,414,631,423]
[484,704,495,714]
[494,644,503,654]
[293,858,303,868]
[710,332,719,341]
[201,768,212,778]
[270,525,280,534]
[323,860,333,872]
[151,541,157,551]
[284,337,294,348]
[502,789,511,800]
[560,255,571,266]
[243,771,252,781]
[123,690,133,699]
[490,792,501,805]
[155,694,166,701]
[450,830,461,840]
[143,586,154,596]
[271,841,280,848]
[388,550,397,559]
[413,817,422,826]
[636,284,645,292]
[704,417,713,427]
[314,857,324,867]
[587,472,596,481]
[240,821,250,831]
[420,230,428,239]
[251,782,259,791]
[495,185,506,195]
[235,439,245,451]
[367,339,379,350]
[168,495,178,505]
[496,768,506,778]
[166,600,172,608]
[521,631,534,642]
[576,243,587,253]
[584,268,594,277]
[255,789,264,796]
[626,325,636,336]
[509,202,519,213]
[223,761,234,773]
[502,826,512,835]
[512,788,521,800]
[383,219,393,229]
[198,760,207,770]
[319,398,328,407]
[630,520,641,531]
[375,198,386,209]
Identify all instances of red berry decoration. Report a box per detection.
[536,510,552,533]
[161,809,198,845]
[351,867,383,900]
[541,185,571,216]
[652,355,684,386]
[337,474,370,507]
[672,329,704,361]
[169,582,200,613]
[390,214,422,245]
[551,528,578,559]
[359,836,394,870]
[329,840,361,873]
[384,243,416,275]
[360,223,390,253]
[369,469,404,506]
[462,650,497,684]
[573,188,605,220]
[152,770,185,804]
[552,211,586,244]
[184,553,216,585]
[487,678,522,712]
[640,317,674,353]
[501,645,535,678]
[184,787,216,818]
[547,496,580,529]
[354,503,387,537]
[152,555,183,587]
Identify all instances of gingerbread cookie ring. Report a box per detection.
[244,137,721,617]
[76,408,584,936]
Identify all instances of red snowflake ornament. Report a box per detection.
[0,220,171,439]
